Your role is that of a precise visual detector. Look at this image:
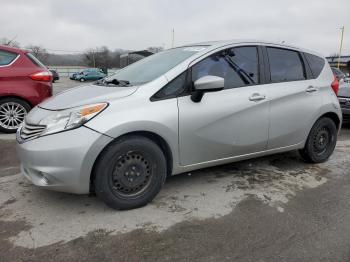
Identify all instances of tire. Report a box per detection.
[0,98,31,133]
[299,117,337,163]
[80,78,85,82]
[94,136,167,210]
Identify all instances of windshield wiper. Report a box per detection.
[96,78,130,87]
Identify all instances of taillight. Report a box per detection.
[30,71,52,82]
[331,74,339,96]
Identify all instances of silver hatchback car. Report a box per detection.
[17,40,342,209]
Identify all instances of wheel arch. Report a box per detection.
[318,112,341,130]
[90,130,173,193]
[0,95,33,108]
[302,111,341,148]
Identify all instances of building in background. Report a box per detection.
[120,50,154,68]
[326,55,350,74]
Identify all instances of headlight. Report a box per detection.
[39,103,108,136]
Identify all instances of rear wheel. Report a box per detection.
[94,136,167,210]
[299,117,337,163]
[0,98,31,133]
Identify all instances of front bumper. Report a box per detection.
[16,126,113,194]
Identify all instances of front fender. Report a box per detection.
[85,96,180,173]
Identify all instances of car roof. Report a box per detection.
[0,44,25,54]
[178,39,325,58]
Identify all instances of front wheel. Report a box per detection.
[80,78,85,82]
[94,136,167,210]
[299,117,337,163]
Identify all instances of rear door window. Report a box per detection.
[304,53,325,78]
[266,47,306,82]
[0,50,18,66]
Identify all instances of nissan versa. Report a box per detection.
[16,40,342,210]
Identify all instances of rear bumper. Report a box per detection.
[16,126,113,194]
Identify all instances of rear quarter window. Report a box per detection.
[304,53,325,78]
[0,50,18,66]
[26,53,46,68]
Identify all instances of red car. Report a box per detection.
[0,45,52,133]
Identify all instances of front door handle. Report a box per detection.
[306,86,318,93]
[249,93,266,102]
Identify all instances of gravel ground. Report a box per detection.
[1,79,350,261]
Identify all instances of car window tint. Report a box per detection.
[267,47,306,82]
[0,50,18,66]
[153,71,187,99]
[192,46,259,89]
[305,53,325,78]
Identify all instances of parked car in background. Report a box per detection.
[70,72,79,80]
[331,67,346,81]
[0,45,52,133]
[75,68,106,82]
[17,40,341,210]
[338,86,350,123]
[331,67,350,83]
[332,67,350,122]
[49,69,59,82]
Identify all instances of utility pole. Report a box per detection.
[92,49,96,68]
[337,26,345,69]
[171,28,175,48]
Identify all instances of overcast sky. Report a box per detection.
[1,0,349,55]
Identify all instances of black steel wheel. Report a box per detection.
[110,151,153,197]
[299,117,337,163]
[94,135,167,210]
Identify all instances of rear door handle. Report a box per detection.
[249,93,266,102]
[306,86,318,93]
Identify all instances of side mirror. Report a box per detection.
[191,75,224,102]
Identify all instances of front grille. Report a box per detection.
[20,121,46,140]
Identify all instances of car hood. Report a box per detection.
[39,84,139,110]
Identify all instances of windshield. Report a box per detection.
[107,46,208,85]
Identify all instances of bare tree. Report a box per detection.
[26,45,49,64]
[0,37,20,48]
[84,46,112,68]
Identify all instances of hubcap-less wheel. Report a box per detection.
[110,152,153,197]
[94,136,167,210]
[0,102,28,131]
[299,117,337,163]
[313,127,331,156]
